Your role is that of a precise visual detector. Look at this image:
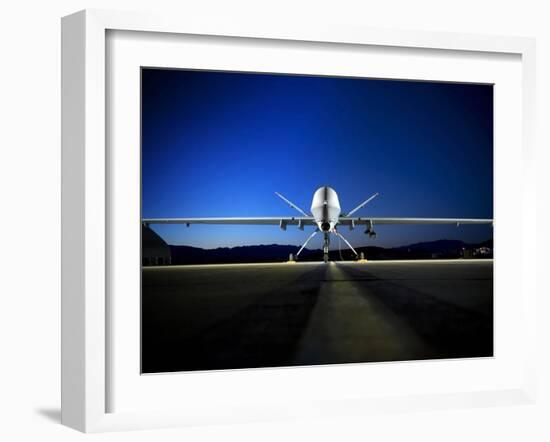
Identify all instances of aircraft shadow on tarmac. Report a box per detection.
[141,262,493,373]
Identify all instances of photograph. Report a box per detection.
[140,68,494,374]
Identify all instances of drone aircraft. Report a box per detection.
[142,186,493,263]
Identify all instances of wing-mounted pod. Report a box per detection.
[345,192,379,237]
[364,219,377,238]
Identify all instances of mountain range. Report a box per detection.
[168,239,493,265]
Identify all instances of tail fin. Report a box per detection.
[275,192,309,217]
[345,192,379,217]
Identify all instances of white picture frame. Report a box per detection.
[61,9,537,433]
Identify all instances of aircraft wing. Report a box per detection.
[338,217,493,226]
[142,217,316,227]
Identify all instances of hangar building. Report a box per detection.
[142,225,171,266]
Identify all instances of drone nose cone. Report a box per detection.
[321,222,331,232]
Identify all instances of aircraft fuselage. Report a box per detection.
[311,186,341,232]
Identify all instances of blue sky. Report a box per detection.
[141,68,493,249]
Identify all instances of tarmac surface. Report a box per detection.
[141,260,493,373]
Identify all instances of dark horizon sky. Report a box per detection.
[141,68,493,249]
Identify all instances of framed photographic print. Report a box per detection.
[62,9,537,432]
[140,68,495,374]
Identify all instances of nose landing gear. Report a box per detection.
[323,232,330,263]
